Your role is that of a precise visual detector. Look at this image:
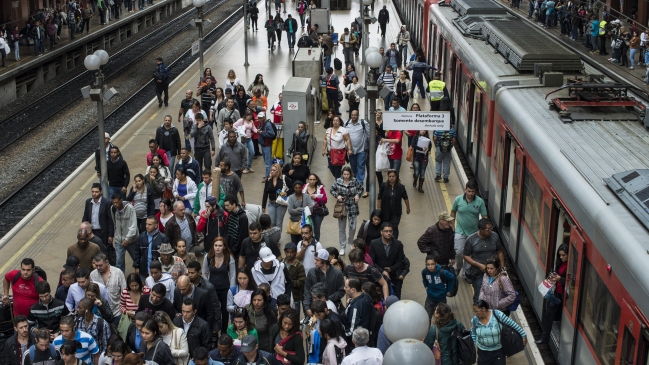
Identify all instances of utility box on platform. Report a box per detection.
[282,77,316,164]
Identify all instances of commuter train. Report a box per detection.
[395,0,649,364]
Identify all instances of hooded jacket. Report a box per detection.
[190,123,216,151]
[302,266,345,310]
[251,259,292,299]
[111,203,138,244]
[424,319,466,365]
[342,292,372,337]
[421,264,455,302]
[107,155,130,188]
[175,157,202,186]
[156,124,182,156]
[416,223,455,265]
[322,337,347,365]
[145,273,176,302]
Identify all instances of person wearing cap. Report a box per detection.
[28,281,70,338]
[82,183,115,260]
[90,252,127,324]
[239,222,281,270]
[250,247,292,300]
[133,216,170,277]
[375,295,398,354]
[297,31,314,47]
[154,57,171,108]
[463,217,504,302]
[235,335,273,365]
[303,248,345,316]
[193,171,226,217]
[209,334,244,365]
[280,242,306,318]
[95,132,115,177]
[196,195,229,247]
[417,212,456,268]
[159,243,188,281]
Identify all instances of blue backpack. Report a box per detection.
[29,344,58,363]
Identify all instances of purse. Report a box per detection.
[494,311,525,357]
[286,220,301,235]
[333,188,349,219]
[276,176,289,206]
[313,203,329,216]
[275,332,301,364]
[405,145,414,162]
[432,327,441,365]
[117,313,131,341]
[328,130,347,166]
[498,276,521,312]
[162,187,174,200]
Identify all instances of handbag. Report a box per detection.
[498,276,521,312]
[313,203,329,216]
[405,145,414,162]
[162,186,174,200]
[328,130,347,166]
[286,198,304,234]
[494,311,525,357]
[333,188,349,219]
[275,332,301,364]
[432,327,442,365]
[117,313,131,341]
[537,278,555,299]
[276,176,289,206]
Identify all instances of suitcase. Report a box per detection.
[334,57,343,70]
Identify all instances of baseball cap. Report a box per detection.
[315,248,329,261]
[240,335,258,352]
[259,247,276,262]
[104,132,111,141]
[64,256,80,270]
[205,196,217,207]
[439,211,454,222]
[284,242,298,251]
[385,295,399,308]
[257,112,266,119]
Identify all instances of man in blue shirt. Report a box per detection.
[284,14,298,50]
[388,98,405,112]
[53,316,99,365]
[133,216,169,279]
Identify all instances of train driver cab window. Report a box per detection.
[621,327,636,365]
[579,259,621,365]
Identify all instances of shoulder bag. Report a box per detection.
[498,275,521,312]
[405,145,414,162]
[494,311,525,357]
[328,129,347,166]
[276,176,289,206]
[286,198,303,235]
[432,326,441,365]
[275,332,302,364]
[333,186,349,219]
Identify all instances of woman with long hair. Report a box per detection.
[234,87,251,117]
[172,167,197,211]
[283,153,310,190]
[478,256,517,317]
[248,288,278,353]
[412,130,431,193]
[233,110,258,174]
[325,247,345,272]
[121,354,143,365]
[377,170,410,239]
[404,103,422,170]
[212,87,226,117]
[330,166,363,255]
[289,121,310,157]
[262,163,292,229]
[199,67,217,87]
[356,209,382,250]
[248,74,270,97]
[536,244,569,344]
[424,303,466,365]
[126,174,154,233]
[153,311,189,365]
[271,308,304,365]
[155,198,174,234]
[287,180,314,243]
[380,128,403,175]
[322,116,352,180]
[227,307,259,345]
[144,165,166,211]
[202,236,236,333]
[139,319,175,365]
[471,300,527,364]
[120,273,151,321]
[394,70,411,110]
[320,318,347,365]
[100,339,130,365]
[351,239,372,266]
[303,174,327,241]
[85,283,114,323]
[224,70,240,94]
[227,267,257,316]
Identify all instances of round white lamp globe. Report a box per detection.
[84,55,101,71]
[362,0,372,6]
[193,0,206,8]
[94,49,109,65]
[366,51,383,69]
[384,300,429,342]
[383,339,436,365]
[365,46,380,56]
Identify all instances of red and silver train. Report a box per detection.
[395,0,649,364]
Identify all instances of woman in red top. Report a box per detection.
[381,130,403,174]
[537,243,569,344]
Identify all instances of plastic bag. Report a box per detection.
[376,143,390,171]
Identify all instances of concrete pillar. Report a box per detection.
[0,78,18,110]
[35,66,45,88]
[60,54,69,73]
[46,63,57,81]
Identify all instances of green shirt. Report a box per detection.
[451,194,487,236]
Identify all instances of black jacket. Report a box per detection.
[82,197,115,243]
[172,315,211,357]
[377,182,408,220]
[284,18,298,33]
[195,278,222,333]
[137,294,177,318]
[106,156,130,188]
[416,223,455,265]
[342,293,373,337]
[156,124,182,156]
[4,332,35,365]
[28,298,70,333]
[226,207,249,256]
[125,186,156,217]
[94,143,115,173]
[302,266,345,310]
[288,131,309,155]
[269,326,305,365]
[172,285,217,330]
[369,238,406,281]
[140,338,175,365]
[133,231,170,276]
[378,8,389,24]
[209,346,244,365]
[297,35,314,47]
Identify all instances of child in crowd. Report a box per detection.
[422,254,456,323]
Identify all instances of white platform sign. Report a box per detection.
[383,111,451,130]
[191,41,199,56]
[287,101,299,111]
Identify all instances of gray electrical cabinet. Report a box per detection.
[282,77,316,164]
[310,9,330,34]
[292,47,323,92]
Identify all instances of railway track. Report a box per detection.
[0,0,228,153]
[0,3,244,232]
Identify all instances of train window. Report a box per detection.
[480,90,488,147]
[578,259,621,365]
[540,203,550,268]
[565,242,577,316]
[493,125,501,176]
[522,168,542,246]
[511,157,521,217]
[620,327,636,365]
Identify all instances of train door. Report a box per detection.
[416,4,423,46]
[617,303,644,365]
[560,228,585,365]
[428,21,435,80]
[503,141,524,261]
[437,35,445,71]
[467,83,482,175]
[639,329,649,365]
[498,132,516,242]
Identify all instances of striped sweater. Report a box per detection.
[378,72,397,92]
[470,310,526,351]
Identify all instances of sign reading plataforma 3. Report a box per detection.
[383,111,451,130]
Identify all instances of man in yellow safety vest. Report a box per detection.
[428,72,448,111]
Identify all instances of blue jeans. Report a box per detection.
[139,0,145,9]
[411,75,426,96]
[243,138,254,169]
[435,148,452,179]
[571,25,578,40]
[383,91,393,110]
[324,54,331,70]
[630,48,638,68]
[69,23,76,39]
[348,151,367,186]
[14,41,20,60]
[33,39,40,56]
[113,314,122,327]
[38,38,45,53]
[262,145,272,177]
[166,151,176,176]
[389,157,401,175]
[311,213,324,242]
[398,44,407,66]
[328,159,342,179]
[267,202,287,228]
[115,242,137,273]
[413,158,427,179]
[287,32,296,48]
[108,186,126,200]
[528,1,534,17]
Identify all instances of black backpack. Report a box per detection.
[334,345,345,365]
[264,119,277,141]
[440,267,459,297]
[334,58,343,70]
[439,131,453,153]
[448,325,476,365]
[12,266,47,286]
[367,305,383,347]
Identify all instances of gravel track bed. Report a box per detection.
[0,0,241,238]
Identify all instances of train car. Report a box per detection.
[395,0,649,364]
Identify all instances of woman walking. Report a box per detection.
[412,130,432,193]
[536,244,569,344]
[287,180,314,243]
[271,308,305,365]
[153,311,189,365]
[377,170,410,239]
[380,129,403,174]
[262,163,292,228]
[288,121,309,157]
[478,256,517,317]
[203,236,237,334]
[227,267,257,316]
[139,319,175,365]
[424,303,466,365]
[282,153,310,187]
[233,111,258,174]
[303,174,327,241]
[630,31,640,69]
[126,174,154,233]
[247,289,277,352]
[471,300,527,365]
[394,70,411,110]
[172,167,197,212]
[330,166,363,255]
[322,116,352,180]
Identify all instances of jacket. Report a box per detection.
[421,265,455,302]
[175,157,202,186]
[133,230,170,275]
[377,182,408,219]
[257,119,276,147]
[397,30,410,45]
[209,345,243,365]
[289,131,309,155]
[5,332,35,365]
[232,349,273,365]
[368,238,406,281]
[125,186,155,217]
[251,259,292,299]
[82,197,114,241]
[341,32,357,49]
[193,276,223,333]
[225,207,248,255]
[156,124,182,156]
[281,259,306,304]
[202,255,236,289]
[384,48,402,68]
[173,178,198,211]
[303,266,345,310]
[111,203,138,244]
[140,338,175,365]
[172,315,212,356]
[478,273,516,312]
[196,206,229,250]
[269,327,305,365]
[173,286,216,328]
[194,182,226,214]
[165,215,198,249]
[342,293,372,337]
[106,156,130,188]
[416,223,455,265]
[297,35,314,48]
[423,319,466,365]
[216,142,248,172]
[378,8,389,23]
[406,60,433,78]
[321,34,334,56]
[322,337,347,365]
[190,123,216,151]
[27,297,70,333]
[284,17,298,34]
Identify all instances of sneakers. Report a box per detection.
[434,175,442,182]
[444,178,449,183]
[340,249,345,256]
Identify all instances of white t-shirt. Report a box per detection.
[326,127,349,150]
[297,240,323,273]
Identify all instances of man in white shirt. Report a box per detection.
[89,253,126,324]
[340,327,383,365]
[296,225,323,273]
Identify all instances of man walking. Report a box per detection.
[82,183,115,263]
[190,113,216,172]
[396,26,410,67]
[432,124,456,183]
[216,132,248,178]
[344,111,370,187]
[451,180,488,278]
[416,212,456,268]
[90,253,126,324]
[369,223,407,298]
[154,57,171,108]
[285,14,298,49]
[165,201,198,252]
[110,194,138,273]
[156,115,182,175]
[378,6,389,38]
[463,218,505,302]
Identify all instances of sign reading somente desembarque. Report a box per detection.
[383,111,451,130]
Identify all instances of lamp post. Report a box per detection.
[360,0,371,65]
[81,50,118,199]
[193,0,206,78]
[365,49,383,212]
[243,0,250,66]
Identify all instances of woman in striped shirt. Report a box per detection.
[120,273,150,321]
[471,300,527,364]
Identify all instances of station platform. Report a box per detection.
[0,1,541,363]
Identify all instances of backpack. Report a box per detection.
[29,344,57,363]
[263,119,277,140]
[367,305,383,347]
[12,266,47,287]
[440,267,459,297]
[448,325,476,365]
[96,317,118,350]
[334,345,345,365]
[439,131,452,153]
